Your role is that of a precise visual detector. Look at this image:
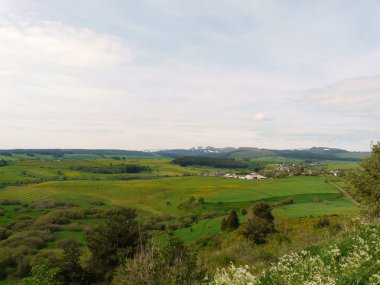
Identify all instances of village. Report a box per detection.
[202,162,347,180]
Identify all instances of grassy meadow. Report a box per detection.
[0,157,358,245]
[0,154,364,283]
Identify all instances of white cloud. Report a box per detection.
[302,76,380,117]
[253,113,270,121]
[0,19,134,72]
[0,1,379,150]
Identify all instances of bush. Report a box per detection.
[90,201,105,206]
[86,207,143,280]
[0,200,21,206]
[315,216,330,228]
[23,260,60,285]
[276,199,294,206]
[347,142,380,217]
[208,225,380,285]
[243,203,276,244]
[113,235,206,285]
[221,210,239,232]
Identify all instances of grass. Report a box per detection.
[324,161,360,171]
[0,205,43,223]
[0,158,204,184]
[0,159,359,245]
[273,199,358,218]
[175,216,226,242]
[0,176,352,217]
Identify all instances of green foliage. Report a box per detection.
[0,157,361,283]
[243,203,276,244]
[113,234,206,285]
[209,224,380,285]
[86,207,143,279]
[57,239,86,284]
[23,260,60,285]
[221,210,239,232]
[347,142,380,217]
[226,210,240,230]
[314,216,330,228]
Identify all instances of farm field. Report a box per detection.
[0,176,355,217]
[0,170,358,245]
[0,158,204,184]
[0,154,364,283]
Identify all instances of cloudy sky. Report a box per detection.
[1,0,379,151]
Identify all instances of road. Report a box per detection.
[328,180,359,206]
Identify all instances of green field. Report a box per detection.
[0,176,354,216]
[0,157,359,247]
[0,173,358,245]
[0,155,363,284]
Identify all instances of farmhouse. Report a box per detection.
[223,173,267,180]
[245,173,267,180]
[223,173,236,178]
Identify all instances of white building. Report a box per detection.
[245,173,267,180]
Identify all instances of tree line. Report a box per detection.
[172,156,249,169]
[73,164,151,174]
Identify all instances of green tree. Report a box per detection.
[220,218,227,231]
[23,260,60,285]
[113,234,205,285]
[58,239,86,284]
[226,209,240,230]
[86,207,142,280]
[243,203,276,244]
[347,142,380,217]
[221,210,240,232]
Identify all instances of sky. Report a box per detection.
[1,0,380,151]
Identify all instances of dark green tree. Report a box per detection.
[226,209,240,230]
[347,142,380,217]
[243,203,276,244]
[86,207,142,280]
[220,218,227,231]
[221,210,240,232]
[58,239,86,284]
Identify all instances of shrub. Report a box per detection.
[276,199,294,206]
[113,235,206,285]
[315,216,330,228]
[243,203,276,244]
[208,225,380,285]
[0,200,21,205]
[86,207,143,280]
[221,210,240,232]
[347,142,380,217]
[23,260,60,285]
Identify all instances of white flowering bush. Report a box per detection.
[207,263,259,285]
[207,225,380,285]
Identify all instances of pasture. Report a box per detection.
[0,173,358,244]
[0,176,354,216]
[0,157,359,246]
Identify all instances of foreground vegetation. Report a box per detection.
[209,222,380,285]
[0,145,374,284]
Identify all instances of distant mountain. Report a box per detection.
[0,147,369,161]
[154,146,236,158]
[227,147,276,159]
[153,146,369,161]
[0,149,156,158]
[272,147,369,161]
